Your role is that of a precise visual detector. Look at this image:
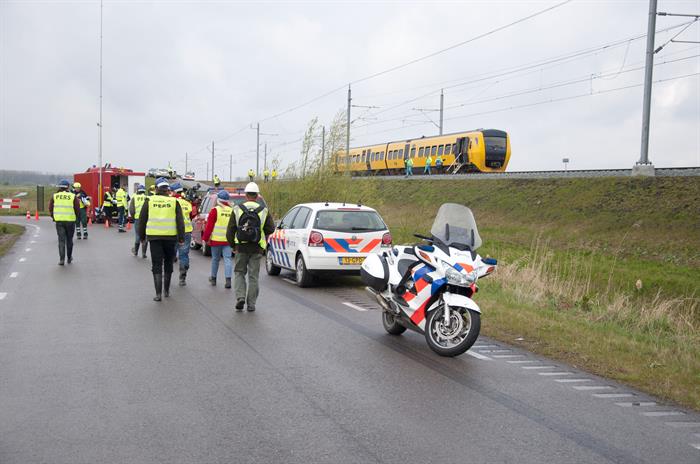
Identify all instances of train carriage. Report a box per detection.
[333,129,510,176]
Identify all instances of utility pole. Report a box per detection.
[185,152,188,174]
[98,0,103,204]
[229,154,232,182]
[256,122,260,177]
[206,161,209,181]
[211,141,215,181]
[346,84,351,168]
[635,0,658,176]
[321,125,326,168]
[439,89,444,136]
[264,143,267,172]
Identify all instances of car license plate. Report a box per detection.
[339,257,364,265]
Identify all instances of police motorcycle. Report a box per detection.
[361,203,497,357]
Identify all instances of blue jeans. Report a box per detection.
[134,219,141,246]
[118,207,126,229]
[424,165,431,175]
[405,166,413,176]
[179,233,192,270]
[211,244,232,279]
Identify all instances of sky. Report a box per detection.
[1,0,699,178]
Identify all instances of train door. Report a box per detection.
[455,137,470,165]
[365,150,372,173]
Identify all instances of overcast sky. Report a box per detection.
[1,0,698,177]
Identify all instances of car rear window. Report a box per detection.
[313,210,387,233]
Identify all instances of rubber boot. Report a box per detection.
[179,270,187,287]
[142,241,148,259]
[132,246,138,256]
[164,272,172,298]
[225,278,232,289]
[209,276,216,286]
[153,273,163,301]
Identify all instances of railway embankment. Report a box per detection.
[263,174,700,410]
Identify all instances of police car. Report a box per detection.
[266,202,391,287]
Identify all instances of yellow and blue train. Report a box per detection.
[333,129,510,175]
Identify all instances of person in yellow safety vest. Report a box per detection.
[226,182,275,312]
[213,174,221,187]
[103,187,117,226]
[49,179,80,265]
[202,190,233,288]
[263,168,270,182]
[170,182,195,286]
[115,185,128,232]
[247,169,255,181]
[73,182,90,240]
[129,184,148,258]
[271,169,278,181]
[137,177,185,302]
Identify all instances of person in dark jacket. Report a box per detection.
[137,178,185,301]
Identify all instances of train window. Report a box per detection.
[431,146,437,156]
[381,152,385,160]
[438,145,444,156]
[418,147,425,157]
[410,147,416,158]
[452,143,457,153]
[445,144,451,155]
[387,150,393,160]
[399,149,404,158]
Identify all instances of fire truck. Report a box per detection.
[74,165,146,221]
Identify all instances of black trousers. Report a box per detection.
[149,239,176,275]
[55,221,75,261]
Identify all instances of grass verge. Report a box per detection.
[0,223,25,257]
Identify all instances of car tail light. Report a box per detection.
[382,232,392,246]
[308,231,324,247]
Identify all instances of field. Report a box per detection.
[0,185,55,216]
[262,175,700,410]
[0,223,25,257]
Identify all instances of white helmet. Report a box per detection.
[244,182,260,194]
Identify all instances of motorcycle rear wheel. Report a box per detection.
[382,311,407,335]
[424,306,480,357]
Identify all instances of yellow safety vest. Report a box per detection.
[104,192,115,206]
[248,170,255,178]
[115,188,127,208]
[53,192,76,222]
[145,196,177,236]
[76,193,87,209]
[211,205,232,242]
[271,170,278,179]
[233,201,268,249]
[177,197,193,233]
[133,193,146,219]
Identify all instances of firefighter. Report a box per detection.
[137,178,185,301]
[170,182,195,286]
[49,180,80,265]
[226,182,275,312]
[247,169,255,181]
[103,187,117,226]
[73,182,90,240]
[115,184,128,232]
[202,190,233,288]
[129,184,148,257]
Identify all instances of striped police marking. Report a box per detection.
[615,402,656,407]
[593,393,635,398]
[0,292,7,300]
[641,411,685,417]
[573,385,612,391]
[466,350,491,360]
[342,302,367,312]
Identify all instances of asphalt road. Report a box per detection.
[1,217,699,464]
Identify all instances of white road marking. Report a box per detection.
[10,272,18,278]
[593,393,635,398]
[507,360,539,364]
[25,248,31,252]
[615,402,656,407]
[342,302,367,312]
[0,292,6,300]
[555,379,592,383]
[690,443,700,450]
[477,349,512,353]
[492,354,524,358]
[30,240,37,244]
[466,350,491,360]
[282,278,296,285]
[665,422,700,428]
[18,258,26,262]
[641,411,685,417]
[522,365,557,370]
[573,385,612,391]
[473,344,499,348]
[538,372,572,376]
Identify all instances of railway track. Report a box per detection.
[361,166,700,180]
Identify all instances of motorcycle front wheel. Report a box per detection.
[424,306,480,357]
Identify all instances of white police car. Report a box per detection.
[266,202,392,287]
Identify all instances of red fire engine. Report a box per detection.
[74,165,146,213]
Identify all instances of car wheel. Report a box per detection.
[190,240,201,250]
[266,251,281,276]
[295,254,314,288]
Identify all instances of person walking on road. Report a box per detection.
[49,179,80,265]
[425,153,433,175]
[137,178,185,301]
[115,185,128,232]
[73,182,90,240]
[202,190,233,288]
[129,184,148,257]
[170,182,195,286]
[226,182,275,312]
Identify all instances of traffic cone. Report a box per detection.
[127,221,132,231]
[104,218,109,229]
[26,210,30,220]
[88,216,92,226]
[35,210,39,220]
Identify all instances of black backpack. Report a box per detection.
[236,204,265,244]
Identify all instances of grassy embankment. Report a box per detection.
[0,223,25,257]
[0,185,49,216]
[262,175,700,410]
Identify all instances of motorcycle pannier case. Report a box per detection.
[361,253,389,291]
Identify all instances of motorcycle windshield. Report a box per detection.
[430,203,482,250]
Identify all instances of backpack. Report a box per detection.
[236,204,265,244]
